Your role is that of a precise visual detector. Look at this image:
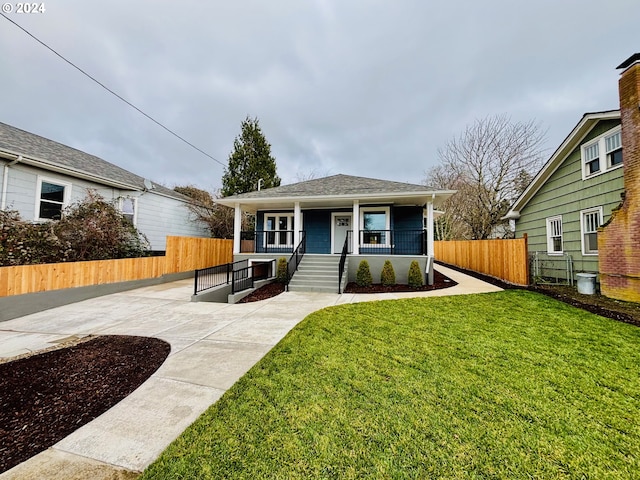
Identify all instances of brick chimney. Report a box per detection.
[598,53,640,302]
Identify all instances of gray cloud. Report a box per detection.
[1,0,638,191]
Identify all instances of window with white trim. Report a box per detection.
[546,216,563,254]
[119,197,137,225]
[581,127,623,179]
[264,213,294,247]
[36,177,70,220]
[360,207,390,245]
[581,207,603,255]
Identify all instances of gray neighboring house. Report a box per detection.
[216,174,455,292]
[505,110,625,282]
[0,122,209,251]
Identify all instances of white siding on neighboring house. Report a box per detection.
[135,191,207,251]
[0,161,209,251]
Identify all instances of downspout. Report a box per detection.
[1,155,22,210]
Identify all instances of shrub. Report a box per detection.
[356,260,373,287]
[380,260,396,286]
[408,260,423,288]
[276,257,288,283]
[0,191,149,266]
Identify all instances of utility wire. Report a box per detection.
[1,12,227,169]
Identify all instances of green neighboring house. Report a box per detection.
[505,110,624,283]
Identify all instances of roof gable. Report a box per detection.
[505,110,620,219]
[222,174,439,199]
[216,174,455,212]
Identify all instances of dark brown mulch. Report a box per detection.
[0,335,170,474]
[345,269,457,293]
[238,282,286,303]
[436,261,640,327]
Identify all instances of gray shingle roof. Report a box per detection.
[224,174,437,200]
[0,122,187,201]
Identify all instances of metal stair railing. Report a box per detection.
[337,231,351,294]
[285,232,306,291]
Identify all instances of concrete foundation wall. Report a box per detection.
[347,256,426,285]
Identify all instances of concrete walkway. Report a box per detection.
[0,265,501,479]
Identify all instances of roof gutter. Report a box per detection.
[1,154,22,210]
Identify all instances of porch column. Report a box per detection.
[293,201,301,247]
[426,199,435,256]
[426,198,435,285]
[233,203,242,254]
[352,200,360,254]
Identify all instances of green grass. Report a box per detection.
[141,291,640,479]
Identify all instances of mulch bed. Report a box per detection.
[345,269,457,293]
[0,335,170,474]
[238,282,286,302]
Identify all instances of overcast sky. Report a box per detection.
[1,1,639,192]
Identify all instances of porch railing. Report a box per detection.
[240,230,298,254]
[357,229,426,255]
[286,232,306,291]
[194,259,248,295]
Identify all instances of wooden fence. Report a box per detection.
[434,236,529,286]
[0,236,233,297]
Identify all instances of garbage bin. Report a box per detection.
[576,273,597,295]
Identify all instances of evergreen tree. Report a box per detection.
[221,116,281,197]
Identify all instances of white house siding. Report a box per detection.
[134,191,208,251]
[0,161,209,251]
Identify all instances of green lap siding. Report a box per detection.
[515,119,624,279]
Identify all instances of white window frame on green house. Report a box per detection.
[580,207,603,256]
[35,176,71,221]
[360,206,390,246]
[119,196,138,225]
[263,213,295,248]
[545,215,563,255]
[581,126,623,180]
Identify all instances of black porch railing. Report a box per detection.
[357,229,426,255]
[194,259,248,295]
[240,230,299,254]
[285,232,306,291]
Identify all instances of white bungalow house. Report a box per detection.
[216,174,455,292]
[0,122,209,252]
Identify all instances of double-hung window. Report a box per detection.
[581,127,623,179]
[546,216,563,254]
[264,213,294,247]
[360,207,390,245]
[581,207,602,255]
[36,177,70,220]
[605,131,623,168]
[119,197,137,225]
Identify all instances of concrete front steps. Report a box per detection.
[288,254,348,293]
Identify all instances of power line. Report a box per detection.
[1,13,227,169]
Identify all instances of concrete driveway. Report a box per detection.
[0,264,501,479]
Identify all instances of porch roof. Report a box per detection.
[216,174,455,212]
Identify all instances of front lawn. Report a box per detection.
[141,291,640,479]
